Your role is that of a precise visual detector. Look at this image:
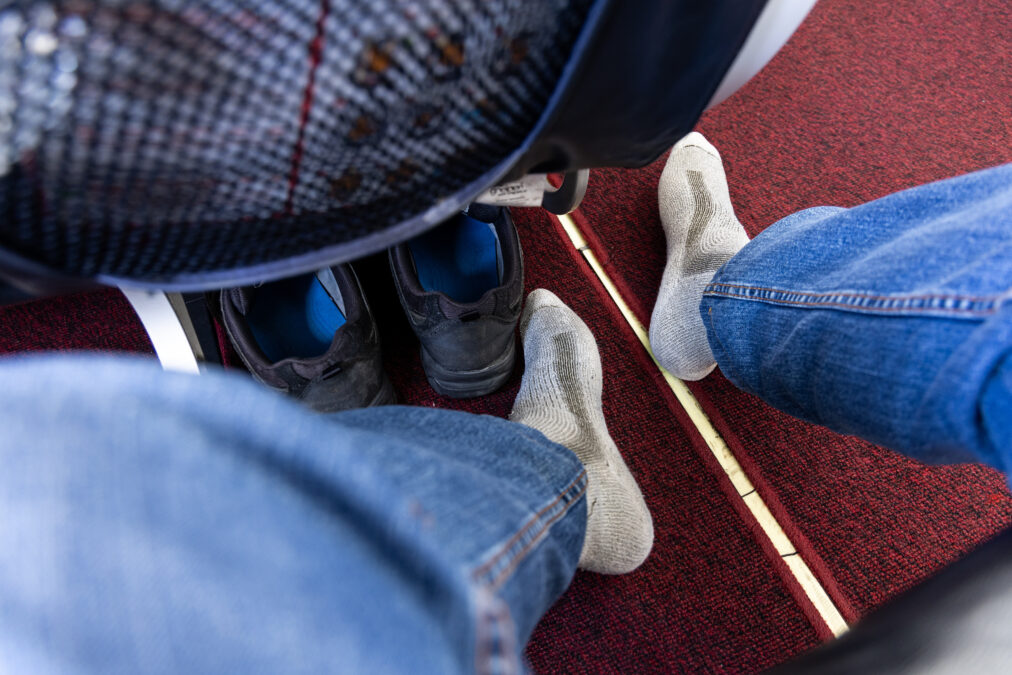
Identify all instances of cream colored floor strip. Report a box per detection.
[556,214,849,637]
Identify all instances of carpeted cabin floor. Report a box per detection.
[0,0,1009,672]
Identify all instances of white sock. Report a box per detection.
[510,289,653,575]
[649,132,750,380]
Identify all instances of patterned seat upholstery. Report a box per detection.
[0,0,765,289]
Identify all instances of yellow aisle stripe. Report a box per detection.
[556,213,849,637]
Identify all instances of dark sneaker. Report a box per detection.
[220,264,396,412]
[389,204,523,398]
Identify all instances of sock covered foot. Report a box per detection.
[649,132,750,380]
[510,289,653,574]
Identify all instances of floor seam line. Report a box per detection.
[553,212,849,638]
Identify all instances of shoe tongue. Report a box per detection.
[315,268,346,315]
[438,291,497,319]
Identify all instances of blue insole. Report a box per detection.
[408,213,500,303]
[247,274,347,362]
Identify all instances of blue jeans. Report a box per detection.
[0,357,586,674]
[1,165,1009,673]
[703,163,1012,471]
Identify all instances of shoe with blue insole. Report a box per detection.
[220,264,395,412]
[389,204,523,398]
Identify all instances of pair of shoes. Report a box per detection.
[389,203,524,398]
[220,264,396,413]
[221,205,523,409]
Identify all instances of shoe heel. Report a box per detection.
[420,338,516,398]
[368,375,398,407]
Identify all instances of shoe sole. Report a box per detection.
[420,338,516,399]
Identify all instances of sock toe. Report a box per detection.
[649,308,718,381]
[672,130,721,159]
[579,458,655,574]
[524,287,566,312]
[520,288,567,335]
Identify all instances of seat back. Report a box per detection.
[0,0,766,291]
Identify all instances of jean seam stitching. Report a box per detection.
[487,481,587,591]
[704,282,1005,316]
[470,471,587,675]
[473,587,520,675]
[471,470,587,589]
[706,281,1002,303]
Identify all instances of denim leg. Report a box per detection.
[701,164,1012,471]
[0,356,586,674]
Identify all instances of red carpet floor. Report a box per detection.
[572,0,1012,621]
[0,0,1008,670]
[0,289,153,356]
